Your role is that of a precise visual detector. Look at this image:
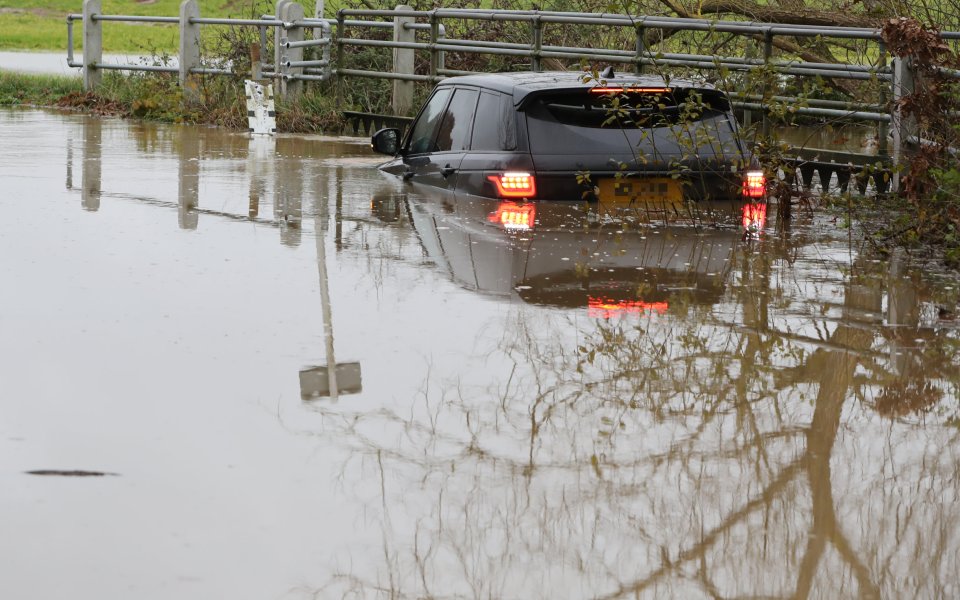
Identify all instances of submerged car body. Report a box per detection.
[371,71,765,204]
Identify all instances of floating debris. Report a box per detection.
[25,470,118,477]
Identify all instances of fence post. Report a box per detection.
[393,5,416,115]
[531,16,542,72]
[635,26,645,75]
[82,0,102,91]
[281,1,305,100]
[429,13,441,80]
[179,0,201,102]
[890,56,917,192]
[437,24,446,75]
[877,41,889,157]
[275,0,291,89]
[761,29,773,138]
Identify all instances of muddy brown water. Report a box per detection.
[1,108,958,599]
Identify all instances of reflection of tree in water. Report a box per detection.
[307,237,960,599]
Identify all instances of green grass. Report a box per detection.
[0,70,82,104]
[0,0,267,52]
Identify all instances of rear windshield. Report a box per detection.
[524,87,733,155]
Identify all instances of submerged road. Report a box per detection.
[1,108,958,599]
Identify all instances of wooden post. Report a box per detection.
[393,5,416,115]
[179,0,201,102]
[82,0,102,91]
[250,43,262,80]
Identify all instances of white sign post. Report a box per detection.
[244,80,277,136]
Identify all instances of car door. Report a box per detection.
[403,87,479,191]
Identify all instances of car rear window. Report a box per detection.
[470,91,517,152]
[524,87,733,155]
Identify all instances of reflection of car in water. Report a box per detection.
[374,188,752,315]
[371,71,766,204]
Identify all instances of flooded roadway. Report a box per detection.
[1,108,959,600]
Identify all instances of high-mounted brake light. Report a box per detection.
[488,201,536,230]
[487,172,537,199]
[742,170,766,198]
[589,87,671,94]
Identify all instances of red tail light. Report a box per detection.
[742,170,766,198]
[489,201,536,230]
[741,202,767,230]
[487,172,537,199]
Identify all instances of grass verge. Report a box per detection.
[0,69,346,133]
[0,70,82,104]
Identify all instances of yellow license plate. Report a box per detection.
[597,177,683,207]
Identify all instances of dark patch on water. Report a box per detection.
[25,470,119,477]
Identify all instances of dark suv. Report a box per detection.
[371,71,765,204]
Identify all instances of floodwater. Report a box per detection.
[1,108,959,600]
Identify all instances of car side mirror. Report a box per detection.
[371,128,401,156]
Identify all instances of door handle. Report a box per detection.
[441,165,457,178]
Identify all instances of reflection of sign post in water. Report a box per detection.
[299,212,361,400]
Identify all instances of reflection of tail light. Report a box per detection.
[741,202,767,230]
[489,201,536,230]
[588,297,668,318]
[742,170,766,198]
[487,172,537,199]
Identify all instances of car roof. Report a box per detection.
[434,71,716,106]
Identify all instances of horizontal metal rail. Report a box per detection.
[290,74,330,81]
[284,59,329,68]
[92,14,178,24]
[337,8,898,39]
[282,37,331,49]
[332,68,440,83]
[728,92,884,112]
[94,63,178,73]
[190,17,284,27]
[336,36,890,82]
[734,101,891,122]
[192,67,232,75]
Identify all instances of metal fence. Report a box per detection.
[67,2,960,160]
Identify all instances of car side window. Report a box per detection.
[470,91,515,151]
[407,88,452,155]
[434,88,479,152]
